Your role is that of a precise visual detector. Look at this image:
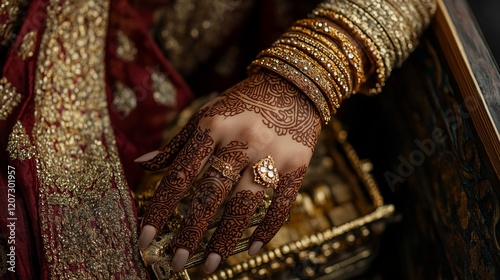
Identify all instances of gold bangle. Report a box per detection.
[260,45,342,107]
[275,38,351,97]
[289,24,366,94]
[325,1,400,65]
[408,0,432,29]
[416,0,437,25]
[277,43,346,103]
[348,0,412,66]
[281,32,357,89]
[279,31,358,94]
[273,41,350,100]
[293,19,363,76]
[313,7,394,77]
[311,9,386,94]
[248,57,332,123]
[385,1,422,47]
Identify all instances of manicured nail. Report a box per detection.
[172,248,190,272]
[138,225,157,250]
[203,253,222,274]
[248,241,263,256]
[134,150,160,162]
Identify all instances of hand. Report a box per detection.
[136,71,321,274]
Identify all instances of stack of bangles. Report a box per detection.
[248,0,436,124]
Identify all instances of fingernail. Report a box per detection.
[203,253,221,274]
[134,150,160,162]
[138,225,157,250]
[248,241,263,256]
[172,248,190,272]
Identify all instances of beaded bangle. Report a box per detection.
[293,19,363,75]
[313,7,394,76]
[275,37,352,97]
[409,0,432,28]
[278,43,347,103]
[274,43,347,100]
[356,0,412,66]
[420,0,437,22]
[279,33,354,91]
[332,1,401,64]
[260,45,342,107]
[385,1,421,47]
[278,35,351,90]
[279,31,359,93]
[311,9,386,94]
[248,57,332,123]
[290,23,367,93]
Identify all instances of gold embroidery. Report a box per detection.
[155,0,255,76]
[18,30,36,60]
[152,69,177,107]
[116,30,137,62]
[0,0,29,46]
[113,81,137,117]
[0,77,21,121]
[7,121,35,161]
[33,0,145,278]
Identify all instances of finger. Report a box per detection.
[171,141,249,271]
[203,169,266,273]
[249,165,308,251]
[204,189,265,273]
[138,225,157,251]
[203,253,221,274]
[140,126,215,247]
[172,248,190,272]
[248,241,264,256]
[138,107,209,171]
[134,150,160,163]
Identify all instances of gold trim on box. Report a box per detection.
[202,205,393,280]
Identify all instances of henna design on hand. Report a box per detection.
[173,141,250,253]
[142,126,214,232]
[207,190,265,261]
[140,107,209,171]
[207,72,321,150]
[251,165,308,245]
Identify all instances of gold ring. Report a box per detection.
[209,156,241,182]
[252,155,279,189]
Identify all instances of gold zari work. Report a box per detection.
[7,121,35,161]
[116,30,137,62]
[152,69,177,107]
[0,77,21,121]
[113,81,137,117]
[18,31,37,60]
[0,0,29,46]
[33,0,144,278]
[156,0,255,75]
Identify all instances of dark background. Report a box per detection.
[467,0,500,66]
[346,1,500,278]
